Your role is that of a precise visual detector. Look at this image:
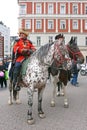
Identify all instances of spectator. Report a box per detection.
[71,60,79,87]
[0,60,7,88]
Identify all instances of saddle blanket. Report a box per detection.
[21,58,30,76]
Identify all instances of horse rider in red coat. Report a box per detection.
[11,28,36,91]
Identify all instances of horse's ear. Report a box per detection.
[74,37,75,42]
[70,36,73,44]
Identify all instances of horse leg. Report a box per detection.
[56,82,61,96]
[15,91,21,104]
[12,82,21,104]
[13,84,17,101]
[27,87,35,125]
[60,82,64,96]
[13,84,21,104]
[8,79,13,105]
[63,85,69,108]
[38,87,46,118]
[50,76,57,107]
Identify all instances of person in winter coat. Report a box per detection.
[0,61,7,88]
[71,60,79,86]
[10,28,36,91]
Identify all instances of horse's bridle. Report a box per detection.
[53,43,70,66]
[66,45,83,61]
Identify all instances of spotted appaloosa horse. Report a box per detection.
[49,37,84,107]
[8,39,71,125]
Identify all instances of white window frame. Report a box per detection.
[48,4,54,14]
[19,4,26,15]
[85,37,87,46]
[73,4,78,14]
[85,4,87,14]
[37,36,41,46]
[36,3,42,14]
[36,20,42,29]
[73,20,78,29]
[49,36,53,43]
[25,20,31,29]
[60,4,66,14]
[60,20,66,29]
[85,20,87,30]
[48,20,54,29]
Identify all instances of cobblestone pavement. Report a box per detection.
[0,75,87,130]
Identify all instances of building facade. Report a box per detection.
[17,0,87,60]
[0,34,4,60]
[0,22,10,57]
[10,36,18,56]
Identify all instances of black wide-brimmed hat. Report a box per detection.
[55,34,64,40]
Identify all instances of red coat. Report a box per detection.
[13,38,36,62]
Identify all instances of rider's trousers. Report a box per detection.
[13,62,21,86]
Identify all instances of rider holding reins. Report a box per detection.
[10,28,36,91]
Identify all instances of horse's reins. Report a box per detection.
[53,43,70,66]
[66,45,83,61]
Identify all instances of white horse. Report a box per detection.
[8,40,70,125]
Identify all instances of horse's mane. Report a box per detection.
[33,42,54,61]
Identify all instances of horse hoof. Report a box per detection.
[16,100,21,104]
[61,92,64,96]
[56,92,60,96]
[8,100,13,105]
[27,119,35,125]
[50,101,55,107]
[39,113,46,119]
[64,103,69,108]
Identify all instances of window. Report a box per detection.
[85,5,87,14]
[48,4,53,14]
[48,20,54,29]
[25,20,31,29]
[85,37,87,46]
[19,5,26,15]
[60,20,66,29]
[36,20,42,29]
[37,37,41,46]
[73,20,78,29]
[49,36,53,43]
[85,20,87,29]
[60,4,66,14]
[36,4,42,14]
[73,4,78,14]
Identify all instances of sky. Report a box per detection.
[0,0,19,36]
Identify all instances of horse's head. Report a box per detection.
[67,37,84,64]
[52,40,71,70]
